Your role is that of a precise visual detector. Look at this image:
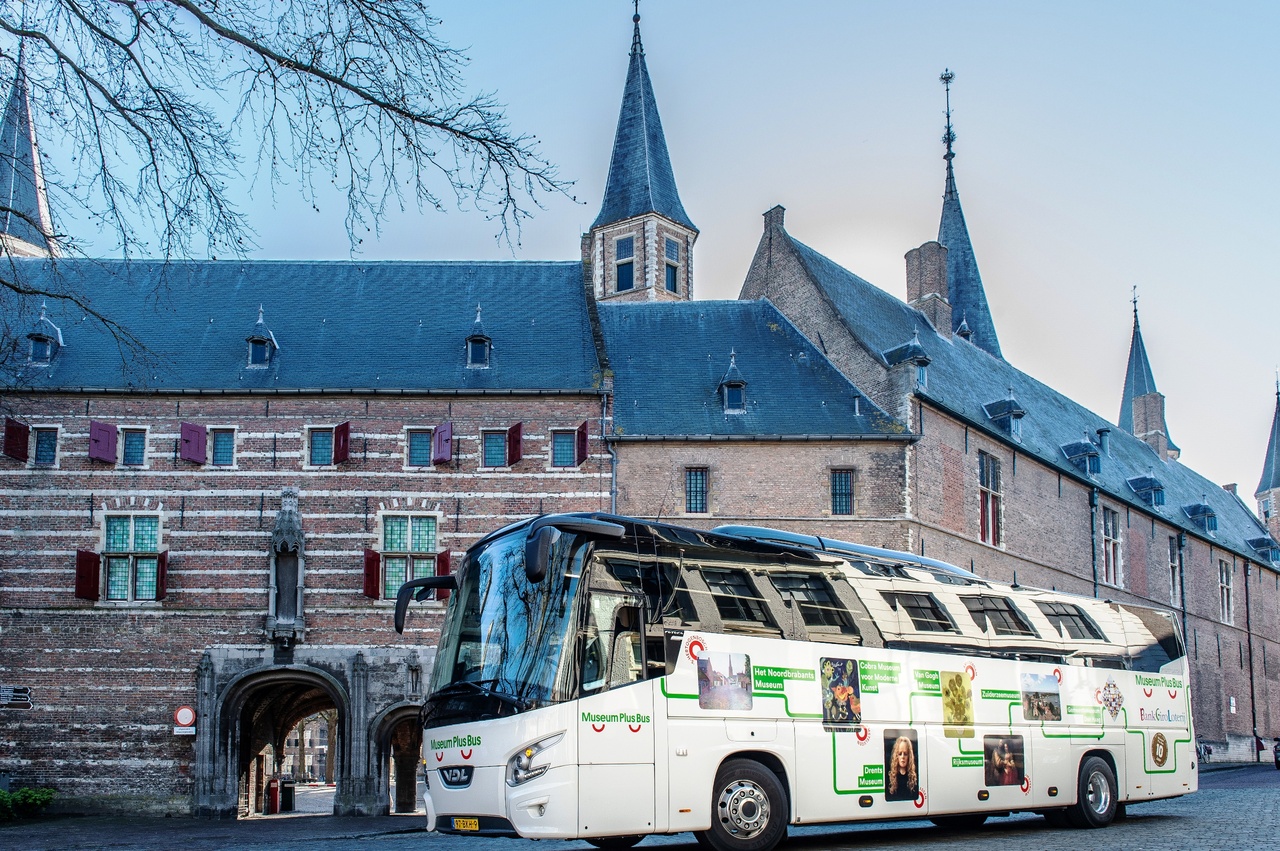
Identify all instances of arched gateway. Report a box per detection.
[193,646,430,818]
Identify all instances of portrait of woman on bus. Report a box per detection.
[984,735,1024,786]
[884,733,919,801]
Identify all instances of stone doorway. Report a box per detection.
[374,705,424,815]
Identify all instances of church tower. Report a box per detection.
[936,71,999,357]
[1118,300,1178,461]
[0,54,57,258]
[1256,384,1280,541]
[585,9,697,303]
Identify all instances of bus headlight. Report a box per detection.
[506,732,564,786]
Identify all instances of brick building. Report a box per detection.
[2,10,1278,819]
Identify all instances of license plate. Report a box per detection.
[452,817,480,832]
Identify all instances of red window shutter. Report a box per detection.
[75,550,101,601]
[432,422,453,464]
[333,421,351,464]
[88,420,118,463]
[506,422,523,465]
[155,550,169,601]
[179,422,207,464]
[435,550,452,601]
[362,548,381,599]
[575,420,589,466]
[3,418,29,461]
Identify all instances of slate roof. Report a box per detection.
[598,300,905,439]
[1117,308,1176,451]
[1257,391,1280,497]
[938,162,1001,358]
[780,230,1275,568]
[12,259,602,392]
[591,18,695,232]
[0,64,53,251]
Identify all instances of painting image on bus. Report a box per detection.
[820,657,862,731]
[1021,672,1063,721]
[984,735,1026,786]
[941,670,974,737]
[883,729,920,802]
[697,652,752,710]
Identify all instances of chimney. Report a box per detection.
[1132,391,1171,460]
[1095,428,1111,457]
[905,241,951,338]
[763,205,786,232]
[1223,483,1238,496]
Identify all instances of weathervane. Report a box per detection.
[940,69,956,162]
[1131,285,1139,318]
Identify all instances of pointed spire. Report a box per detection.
[935,70,1000,358]
[591,7,696,231]
[0,49,56,256]
[1257,381,1280,497]
[1118,296,1158,431]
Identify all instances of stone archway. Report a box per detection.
[196,662,350,818]
[372,702,424,815]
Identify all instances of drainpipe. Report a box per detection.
[1176,532,1188,646]
[1089,488,1099,598]
[1244,561,1259,762]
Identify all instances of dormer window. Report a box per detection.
[249,339,269,365]
[1062,437,1101,475]
[882,331,930,390]
[467,304,491,368]
[983,392,1026,440]
[915,362,928,389]
[615,236,635,292]
[1184,500,1217,534]
[1127,475,1166,507]
[29,335,53,362]
[245,306,277,368]
[718,350,748,414]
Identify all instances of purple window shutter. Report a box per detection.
[432,422,453,465]
[156,550,169,601]
[435,550,452,601]
[362,549,381,599]
[3,418,29,462]
[575,421,589,466]
[333,421,351,464]
[75,550,101,601]
[506,422,523,465]
[88,420,118,463]
[179,422,207,464]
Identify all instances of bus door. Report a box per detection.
[576,587,656,837]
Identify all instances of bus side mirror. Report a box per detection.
[394,575,458,634]
[525,526,561,583]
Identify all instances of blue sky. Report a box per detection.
[60,1,1280,501]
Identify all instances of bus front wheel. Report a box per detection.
[1066,756,1118,828]
[696,758,789,851]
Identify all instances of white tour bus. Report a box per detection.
[395,513,1195,851]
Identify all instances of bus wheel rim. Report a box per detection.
[717,779,770,838]
[1085,770,1111,815]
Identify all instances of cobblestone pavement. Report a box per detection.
[2,763,1276,851]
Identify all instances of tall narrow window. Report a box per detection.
[121,429,147,466]
[33,428,57,465]
[615,236,635,292]
[1219,560,1233,624]
[1168,536,1183,608]
[103,515,161,601]
[1101,507,1122,586]
[831,470,855,516]
[664,237,680,293]
[482,432,507,468]
[685,467,709,514]
[210,429,235,467]
[978,451,1002,546]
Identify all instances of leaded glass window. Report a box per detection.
[382,515,436,599]
[211,430,235,466]
[309,429,333,465]
[483,432,507,468]
[685,467,708,514]
[552,431,576,467]
[408,430,432,466]
[102,515,161,602]
[122,429,146,466]
[831,470,854,516]
[34,428,57,464]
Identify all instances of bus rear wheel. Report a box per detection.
[1066,756,1118,828]
[696,759,789,851]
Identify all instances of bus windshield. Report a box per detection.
[424,527,586,727]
